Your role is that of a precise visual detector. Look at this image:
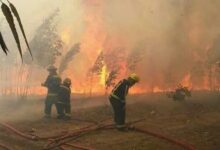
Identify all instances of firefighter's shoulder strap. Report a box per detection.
[110,80,124,100]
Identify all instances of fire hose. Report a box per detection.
[0,122,69,141]
[0,122,97,150]
[45,119,145,149]
[131,127,197,150]
[0,143,13,150]
[64,143,95,150]
[44,123,115,149]
[0,121,197,150]
[59,146,67,150]
[0,123,37,141]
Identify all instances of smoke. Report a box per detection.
[58,43,80,75]
[2,0,220,94]
[23,10,64,68]
[96,0,220,91]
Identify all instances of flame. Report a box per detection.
[99,62,108,86]
[61,28,71,45]
[2,1,220,96]
[180,73,192,88]
[153,86,164,93]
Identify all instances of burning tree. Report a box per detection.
[86,51,105,96]
[105,70,118,94]
[86,46,127,95]
[206,35,220,90]
[105,47,127,74]
[89,51,105,75]
[127,44,145,72]
[23,10,63,68]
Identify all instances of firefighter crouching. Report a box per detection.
[57,78,72,120]
[42,65,61,118]
[109,73,140,131]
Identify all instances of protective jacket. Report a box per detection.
[58,85,71,104]
[43,73,61,94]
[110,79,130,102]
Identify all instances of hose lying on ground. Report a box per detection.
[131,127,197,150]
[0,123,37,141]
[0,122,70,141]
[0,143,13,150]
[44,119,145,150]
[0,120,197,150]
[64,143,95,150]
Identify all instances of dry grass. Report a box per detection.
[0,92,220,150]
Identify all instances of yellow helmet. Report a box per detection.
[129,73,140,82]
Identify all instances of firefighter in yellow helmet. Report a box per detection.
[42,65,61,118]
[109,73,140,131]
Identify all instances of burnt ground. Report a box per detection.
[0,91,220,150]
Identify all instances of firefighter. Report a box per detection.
[109,73,140,131]
[42,65,61,118]
[57,78,72,120]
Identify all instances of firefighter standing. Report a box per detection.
[42,65,61,118]
[57,78,72,120]
[109,73,140,131]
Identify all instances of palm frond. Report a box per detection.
[7,0,33,59]
[0,32,8,55]
[1,2,22,60]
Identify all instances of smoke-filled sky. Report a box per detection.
[1,0,220,93]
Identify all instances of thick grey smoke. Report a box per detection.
[1,0,220,94]
[97,0,220,90]
[58,43,80,75]
[23,10,64,68]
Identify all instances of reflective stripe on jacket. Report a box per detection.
[110,79,130,102]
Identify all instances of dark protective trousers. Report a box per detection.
[109,96,126,127]
[44,94,59,115]
[57,102,71,117]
